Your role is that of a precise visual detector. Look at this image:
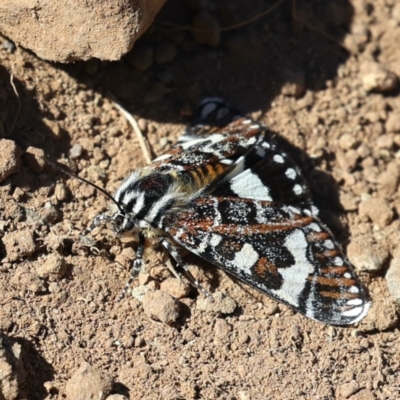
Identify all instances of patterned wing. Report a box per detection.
[164,196,370,325]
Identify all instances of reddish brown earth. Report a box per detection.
[1,0,400,399]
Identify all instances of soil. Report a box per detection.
[1,0,400,399]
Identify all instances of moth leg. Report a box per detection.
[161,239,213,299]
[117,232,146,301]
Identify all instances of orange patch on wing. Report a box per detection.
[320,266,349,275]
[253,257,279,278]
[306,231,330,242]
[313,276,356,287]
[320,291,360,300]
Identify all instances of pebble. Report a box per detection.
[360,61,398,92]
[3,229,36,262]
[55,183,68,201]
[339,132,357,150]
[36,254,66,282]
[281,68,306,98]
[154,42,177,64]
[214,319,232,338]
[0,139,21,183]
[196,292,237,314]
[0,334,24,400]
[160,277,191,299]
[386,257,400,304]
[385,113,400,132]
[10,267,47,294]
[393,3,400,22]
[347,235,389,272]
[106,395,129,400]
[191,12,220,47]
[23,146,46,173]
[127,46,154,71]
[130,285,149,302]
[339,192,358,211]
[339,380,359,399]
[142,290,180,324]
[65,362,113,400]
[377,169,399,197]
[376,133,394,149]
[358,198,394,228]
[69,144,83,159]
[40,202,60,223]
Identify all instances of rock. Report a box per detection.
[3,229,36,262]
[339,381,359,399]
[386,257,400,304]
[281,68,306,98]
[0,334,25,400]
[36,254,67,282]
[360,61,398,92]
[130,285,149,302]
[142,291,180,324]
[0,139,21,183]
[154,42,177,64]
[65,362,113,400]
[347,235,389,272]
[358,198,394,228]
[69,144,83,159]
[127,46,154,71]
[10,268,47,295]
[385,113,400,133]
[160,277,191,299]
[191,12,220,47]
[339,133,357,150]
[0,0,166,62]
[196,292,237,314]
[23,146,45,173]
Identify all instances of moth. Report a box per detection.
[82,98,369,326]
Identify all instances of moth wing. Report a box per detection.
[165,197,370,325]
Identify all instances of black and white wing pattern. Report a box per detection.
[164,196,369,325]
[155,99,369,325]
[102,97,369,325]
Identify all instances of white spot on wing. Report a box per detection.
[153,153,172,162]
[344,272,351,279]
[232,243,259,272]
[230,170,273,201]
[347,298,363,306]
[285,168,297,179]
[273,154,284,164]
[308,223,322,232]
[333,257,344,266]
[210,234,222,247]
[293,184,303,195]
[349,286,359,293]
[272,229,314,307]
[323,240,334,249]
[132,192,145,214]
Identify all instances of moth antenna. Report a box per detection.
[43,157,124,214]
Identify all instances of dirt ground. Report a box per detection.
[1,0,400,399]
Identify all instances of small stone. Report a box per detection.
[360,61,398,92]
[65,362,113,400]
[0,334,25,400]
[36,254,66,282]
[340,192,358,211]
[127,46,154,71]
[23,146,45,173]
[348,389,375,400]
[142,291,180,324]
[376,133,394,149]
[40,202,60,223]
[377,169,399,197]
[106,395,129,400]
[69,144,83,159]
[196,292,237,314]
[0,139,21,183]
[3,229,36,262]
[339,133,357,150]
[160,277,191,299]
[339,380,359,398]
[347,235,389,272]
[386,257,400,304]
[154,42,177,64]
[358,198,393,228]
[385,113,400,133]
[156,70,173,84]
[191,12,220,47]
[214,318,232,338]
[130,285,149,302]
[10,268,47,294]
[393,3,400,22]
[55,183,68,201]
[281,68,306,98]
